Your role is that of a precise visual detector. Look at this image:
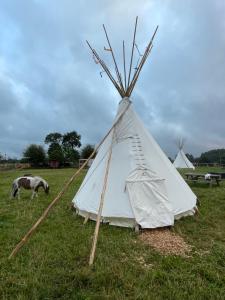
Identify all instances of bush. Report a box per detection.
[81,144,95,159]
[48,143,64,163]
[23,144,46,167]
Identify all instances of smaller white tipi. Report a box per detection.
[173,139,195,169]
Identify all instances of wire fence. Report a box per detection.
[0,163,31,170]
[193,163,225,168]
[0,162,225,171]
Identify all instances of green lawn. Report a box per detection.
[0,167,225,299]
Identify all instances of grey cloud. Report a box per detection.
[0,0,225,159]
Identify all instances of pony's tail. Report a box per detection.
[11,183,18,198]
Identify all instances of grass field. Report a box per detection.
[1,167,225,299]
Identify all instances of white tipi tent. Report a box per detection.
[173,139,195,169]
[73,98,197,228]
[72,18,197,231]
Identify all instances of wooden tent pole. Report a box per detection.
[102,24,125,95]
[123,41,127,90]
[9,103,130,259]
[89,102,131,266]
[86,40,123,97]
[89,129,114,266]
[127,16,138,89]
[127,26,158,96]
[127,44,153,96]
[8,154,95,259]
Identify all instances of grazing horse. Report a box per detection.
[11,176,49,199]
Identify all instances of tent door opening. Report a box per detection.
[126,168,174,228]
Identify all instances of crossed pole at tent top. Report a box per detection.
[86,16,158,98]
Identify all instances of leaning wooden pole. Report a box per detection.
[8,154,95,259]
[127,16,138,89]
[103,24,125,95]
[89,129,115,266]
[86,40,123,97]
[123,40,127,90]
[89,103,131,266]
[127,26,158,96]
[9,103,130,259]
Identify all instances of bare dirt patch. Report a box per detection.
[139,228,192,257]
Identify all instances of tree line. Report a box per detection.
[22,131,95,167]
[186,149,225,164]
[1,140,225,167]
[21,144,225,167]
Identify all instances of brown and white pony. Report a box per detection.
[11,176,49,199]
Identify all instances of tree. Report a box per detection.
[62,131,81,149]
[44,130,82,165]
[48,142,64,163]
[81,144,95,159]
[45,132,64,165]
[62,131,81,163]
[63,148,80,162]
[45,132,62,144]
[197,149,225,164]
[23,144,46,166]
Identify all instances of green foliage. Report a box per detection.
[62,131,81,149]
[62,131,81,163]
[45,131,81,164]
[23,144,46,166]
[1,167,225,299]
[197,149,225,164]
[48,142,64,163]
[63,148,80,162]
[81,144,95,159]
[44,132,62,144]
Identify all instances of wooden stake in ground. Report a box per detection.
[9,103,130,259]
[89,128,115,266]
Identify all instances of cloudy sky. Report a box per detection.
[0,0,224,159]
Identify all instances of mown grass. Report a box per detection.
[0,167,225,299]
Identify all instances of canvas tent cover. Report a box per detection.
[173,149,195,169]
[72,98,197,228]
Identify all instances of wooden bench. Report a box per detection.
[185,173,221,187]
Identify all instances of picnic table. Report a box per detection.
[185,173,221,187]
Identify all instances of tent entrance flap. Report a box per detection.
[126,168,174,228]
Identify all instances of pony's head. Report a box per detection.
[45,183,50,194]
[42,180,50,194]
